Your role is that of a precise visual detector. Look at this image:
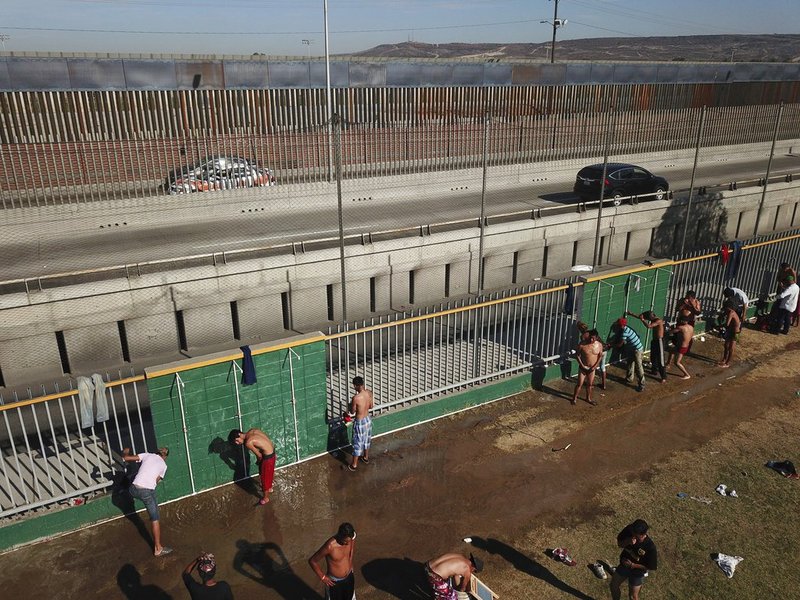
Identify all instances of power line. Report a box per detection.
[564,0,755,36]
[1,18,548,37]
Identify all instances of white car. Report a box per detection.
[167,156,275,194]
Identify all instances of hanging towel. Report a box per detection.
[240,345,257,386]
[563,283,575,314]
[91,373,109,423]
[725,241,743,280]
[720,244,730,265]
[76,376,95,429]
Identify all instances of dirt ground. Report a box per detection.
[1,324,799,600]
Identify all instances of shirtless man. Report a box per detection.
[229,427,276,505]
[675,290,701,326]
[668,317,693,379]
[628,310,667,382]
[425,552,483,600]
[308,522,357,600]
[349,376,374,472]
[719,301,741,368]
[571,330,603,406]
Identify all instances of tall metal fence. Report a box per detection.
[0,375,152,519]
[2,84,800,208]
[1,228,799,521]
[325,278,579,418]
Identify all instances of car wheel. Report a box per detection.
[612,192,624,207]
[654,187,666,201]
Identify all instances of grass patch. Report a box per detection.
[484,402,800,600]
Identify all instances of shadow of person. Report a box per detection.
[327,420,351,466]
[209,436,255,494]
[233,539,323,600]
[361,557,430,600]
[110,469,152,551]
[468,537,595,600]
[117,563,172,600]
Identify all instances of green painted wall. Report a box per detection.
[582,267,673,348]
[145,341,328,502]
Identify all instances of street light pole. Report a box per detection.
[550,0,558,63]
[324,0,333,182]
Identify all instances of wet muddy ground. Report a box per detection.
[1,325,798,599]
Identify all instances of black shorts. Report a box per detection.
[615,565,646,587]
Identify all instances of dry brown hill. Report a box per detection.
[347,35,800,63]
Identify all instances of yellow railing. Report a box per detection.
[2,229,798,413]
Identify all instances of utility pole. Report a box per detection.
[550,0,559,64]
[540,1,566,63]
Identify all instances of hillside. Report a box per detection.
[347,35,800,63]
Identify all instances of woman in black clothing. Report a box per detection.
[182,552,234,600]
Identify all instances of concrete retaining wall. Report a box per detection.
[1,180,799,388]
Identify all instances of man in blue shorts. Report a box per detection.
[611,519,657,600]
[348,376,374,472]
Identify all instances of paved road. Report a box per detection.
[2,154,799,282]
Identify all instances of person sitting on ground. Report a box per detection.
[182,552,234,600]
[627,310,667,383]
[611,519,658,600]
[719,301,741,368]
[675,290,701,327]
[425,553,483,600]
[668,317,693,379]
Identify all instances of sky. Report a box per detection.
[0,0,797,56]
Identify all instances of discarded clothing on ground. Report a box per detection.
[765,460,799,479]
[715,483,738,497]
[550,547,577,567]
[711,553,744,578]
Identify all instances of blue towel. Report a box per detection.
[240,345,257,386]
[725,240,743,280]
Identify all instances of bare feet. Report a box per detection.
[719,363,730,368]
[259,497,269,505]
[681,375,691,380]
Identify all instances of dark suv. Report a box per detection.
[574,163,669,206]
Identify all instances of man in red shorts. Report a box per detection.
[229,427,276,505]
[425,552,483,599]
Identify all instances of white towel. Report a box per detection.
[91,373,109,423]
[76,376,94,429]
